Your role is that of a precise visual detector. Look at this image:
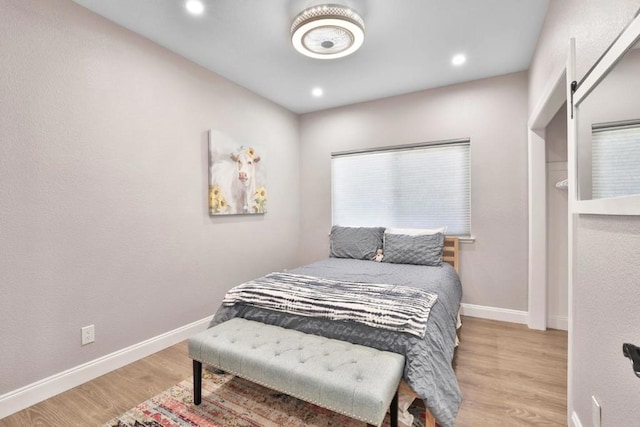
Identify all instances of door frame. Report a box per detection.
[527,62,568,331]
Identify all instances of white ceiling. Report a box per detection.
[72,0,549,114]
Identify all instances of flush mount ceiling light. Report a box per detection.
[291,4,365,60]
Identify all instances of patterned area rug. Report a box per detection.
[104,369,419,427]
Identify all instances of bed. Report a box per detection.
[209,229,462,427]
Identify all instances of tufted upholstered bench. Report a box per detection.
[188,317,405,427]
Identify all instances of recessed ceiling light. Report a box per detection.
[452,54,466,66]
[185,0,204,15]
[312,87,324,97]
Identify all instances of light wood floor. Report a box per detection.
[455,317,567,426]
[1,316,567,427]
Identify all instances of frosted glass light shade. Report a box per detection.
[291,5,365,59]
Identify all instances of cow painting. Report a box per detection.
[208,130,267,215]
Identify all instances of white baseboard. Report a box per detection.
[460,303,529,325]
[571,411,583,427]
[460,303,568,331]
[0,315,213,420]
[548,315,568,331]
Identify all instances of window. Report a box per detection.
[592,122,640,199]
[331,140,471,236]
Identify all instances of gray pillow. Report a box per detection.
[383,232,444,266]
[330,226,385,260]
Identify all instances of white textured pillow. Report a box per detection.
[385,226,447,236]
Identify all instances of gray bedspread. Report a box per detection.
[210,258,462,426]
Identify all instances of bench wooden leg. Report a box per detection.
[390,389,398,427]
[193,360,202,405]
[368,390,399,427]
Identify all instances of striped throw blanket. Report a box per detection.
[222,273,438,338]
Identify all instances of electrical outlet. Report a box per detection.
[81,325,95,346]
[592,395,601,427]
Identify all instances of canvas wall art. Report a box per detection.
[208,130,267,215]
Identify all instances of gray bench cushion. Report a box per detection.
[188,317,405,426]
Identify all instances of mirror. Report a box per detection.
[574,13,640,205]
[576,41,640,200]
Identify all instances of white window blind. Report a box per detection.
[592,123,640,199]
[331,141,471,236]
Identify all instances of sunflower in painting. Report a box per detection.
[209,185,228,214]
[253,186,267,213]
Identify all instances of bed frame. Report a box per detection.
[400,236,459,427]
[443,236,459,273]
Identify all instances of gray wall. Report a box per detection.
[529,1,640,424]
[299,72,530,311]
[546,105,568,164]
[0,0,300,395]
